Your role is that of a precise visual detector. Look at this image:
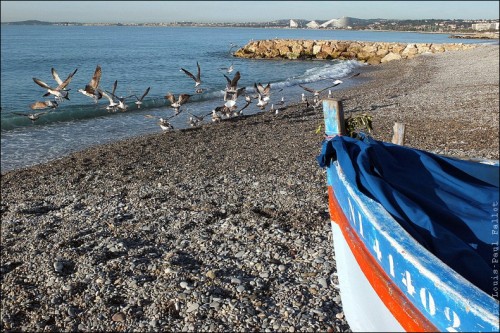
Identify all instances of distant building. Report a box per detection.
[289,19,298,28]
[320,16,352,28]
[306,20,320,29]
[472,22,499,31]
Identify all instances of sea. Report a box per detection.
[1,26,496,172]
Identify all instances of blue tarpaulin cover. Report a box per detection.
[317,135,499,297]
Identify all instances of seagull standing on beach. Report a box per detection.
[145,114,176,131]
[180,62,202,89]
[32,68,78,102]
[211,109,222,122]
[78,65,103,103]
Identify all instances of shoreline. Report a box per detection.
[1,45,498,332]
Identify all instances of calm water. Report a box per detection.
[1,26,495,172]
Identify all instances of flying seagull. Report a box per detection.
[254,82,272,102]
[165,92,192,112]
[29,100,59,110]
[133,86,151,109]
[100,90,118,112]
[220,63,234,74]
[14,111,50,123]
[78,65,103,103]
[100,80,119,111]
[51,67,77,86]
[32,68,78,101]
[180,62,202,87]
[187,112,207,127]
[299,80,343,97]
[224,71,241,92]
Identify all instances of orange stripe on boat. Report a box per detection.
[327,185,438,332]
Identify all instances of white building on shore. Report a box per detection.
[289,19,298,28]
[306,20,320,29]
[472,22,499,31]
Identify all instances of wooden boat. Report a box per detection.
[318,99,499,332]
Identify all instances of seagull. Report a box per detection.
[32,68,77,102]
[106,87,134,112]
[235,100,251,116]
[256,93,269,109]
[145,114,176,131]
[165,92,192,113]
[224,87,246,102]
[301,93,310,109]
[133,87,151,109]
[320,72,360,82]
[100,80,119,111]
[159,119,174,131]
[211,109,222,122]
[14,111,49,123]
[187,112,207,127]
[228,42,238,54]
[254,82,272,101]
[220,63,234,74]
[299,81,343,98]
[50,67,78,90]
[78,65,103,103]
[100,90,118,112]
[29,100,59,110]
[180,62,202,87]
[276,96,285,106]
[224,71,241,92]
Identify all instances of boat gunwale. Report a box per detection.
[326,157,500,331]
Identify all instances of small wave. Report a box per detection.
[264,60,364,90]
[0,91,228,131]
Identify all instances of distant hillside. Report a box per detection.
[2,20,81,25]
[2,20,53,25]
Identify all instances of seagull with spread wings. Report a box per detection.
[165,92,192,113]
[29,100,59,110]
[180,61,202,88]
[78,65,103,103]
[32,67,78,102]
[14,111,50,123]
[133,86,151,109]
[299,80,343,98]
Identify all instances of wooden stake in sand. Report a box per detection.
[392,122,406,145]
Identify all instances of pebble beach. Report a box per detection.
[1,44,498,332]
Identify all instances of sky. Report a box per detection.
[1,1,499,23]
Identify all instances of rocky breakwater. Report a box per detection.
[233,39,478,64]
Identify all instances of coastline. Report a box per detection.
[1,45,498,332]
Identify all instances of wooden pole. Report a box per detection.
[392,122,406,145]
[322,99,346,136]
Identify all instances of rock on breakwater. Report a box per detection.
[234,39,478,64]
